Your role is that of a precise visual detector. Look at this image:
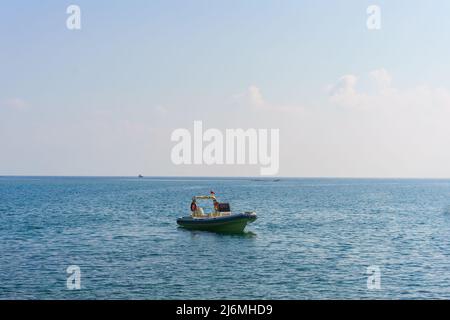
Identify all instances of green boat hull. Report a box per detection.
[177,213,257,233]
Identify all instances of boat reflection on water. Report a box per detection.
[182,228,257,238]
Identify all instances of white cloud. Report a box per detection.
[328,69,450,110]
[236,85,304,113]
[248,85,265,107]
[320,68,450,177]
[155,105,168,115]
[1,98,29,109]
[369,68,392,90]
[328,75,360,107]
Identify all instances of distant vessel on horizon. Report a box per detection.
[138,174,144,178]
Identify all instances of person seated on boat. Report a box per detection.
[190,200,197,213]
[191,199,206,217]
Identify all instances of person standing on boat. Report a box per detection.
[213,199,219,214]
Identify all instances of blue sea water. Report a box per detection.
[1,177,450,299]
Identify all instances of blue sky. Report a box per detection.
[2,1,450,177]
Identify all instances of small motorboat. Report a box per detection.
[177,192,257,233]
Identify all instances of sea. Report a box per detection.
[1,176,450,299]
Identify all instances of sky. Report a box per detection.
[1,0,450,177]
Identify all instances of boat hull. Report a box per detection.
[177,212,257,233]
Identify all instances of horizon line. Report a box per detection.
[2,175,450,180]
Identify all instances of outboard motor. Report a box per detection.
[218,203,231,213]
